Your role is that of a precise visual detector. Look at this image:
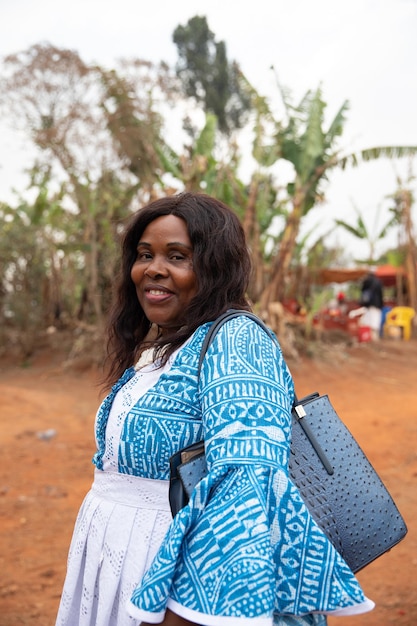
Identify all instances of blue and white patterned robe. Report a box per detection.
[92,315,372,625]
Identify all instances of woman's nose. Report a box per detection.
[144,256,167,278]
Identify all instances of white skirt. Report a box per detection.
[55,469,172,626]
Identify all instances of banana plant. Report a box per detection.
[334,201,397,264]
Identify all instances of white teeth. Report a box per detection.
[149,289,166,295]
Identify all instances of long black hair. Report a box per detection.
[104,192,252,386]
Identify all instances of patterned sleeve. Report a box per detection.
[127,317,370,625]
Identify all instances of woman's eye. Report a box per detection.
[135,249,190,262]
[137,251,152,260]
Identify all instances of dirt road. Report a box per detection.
[0,338,416,626]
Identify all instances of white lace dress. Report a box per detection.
[55,348,179,626]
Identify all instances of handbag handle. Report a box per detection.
[199,309,334,475]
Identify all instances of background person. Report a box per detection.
[55,192,373,626]
[359,270,384,340]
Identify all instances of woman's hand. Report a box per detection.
[141,607,200,625]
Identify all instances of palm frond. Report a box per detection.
[334,218,365,238]
[361,146,417,161]
[155,143,182,179]
[325,100,349,145]
[270,65,294,118]
[337,145,417,169]
[299,89,326,179]
[195,113,217,156]
[376,215,397,239]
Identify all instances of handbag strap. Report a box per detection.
[198,309,334,475]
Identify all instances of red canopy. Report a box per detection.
[373,264,406,287]
[315,265,406,287]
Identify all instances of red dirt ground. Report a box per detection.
[0,338,416,626]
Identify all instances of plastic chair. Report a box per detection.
[383,306,415,340]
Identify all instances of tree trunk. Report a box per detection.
[402,189,417,314]
[242,175,258,242]
[259,193,304,312]
[243,175,265,303]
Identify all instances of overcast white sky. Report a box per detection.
[1,0,416,260]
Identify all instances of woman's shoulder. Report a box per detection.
[206,312,277,343]
[195,312,292,389]
[197,312,281,363]
[179,313,279,367]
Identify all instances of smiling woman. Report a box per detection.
[55,192,373,626]
[103,192,252,385]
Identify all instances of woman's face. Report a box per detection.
[131,215,198,334]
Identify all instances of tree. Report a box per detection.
[157,112,248,203]
[391,174,417,313]
[173,16,252,134]
[0,44,175,324]
[251,79,417,310]
[0,171,76,354]
[99,58,176,193]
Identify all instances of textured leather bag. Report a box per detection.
[169,310,407,573]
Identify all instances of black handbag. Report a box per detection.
[169,310,407,573]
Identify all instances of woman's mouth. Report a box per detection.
[149,289,167,296]
[144,288,173,303]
